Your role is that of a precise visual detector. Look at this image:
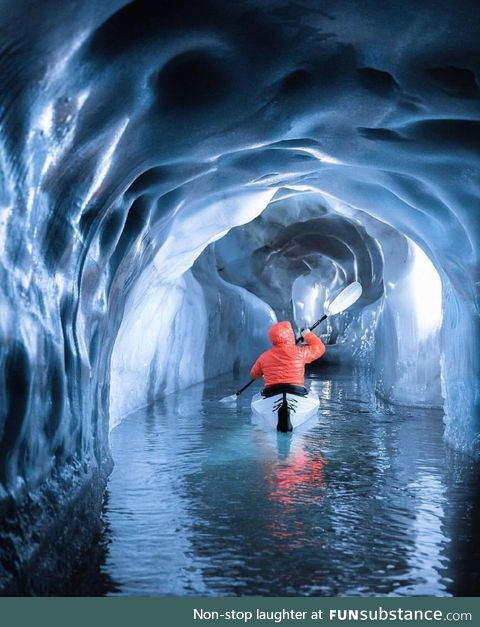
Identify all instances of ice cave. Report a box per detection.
[0,0,479,596]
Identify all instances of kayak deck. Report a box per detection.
[251,389,320,431]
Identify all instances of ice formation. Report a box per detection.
[0,0,479,592]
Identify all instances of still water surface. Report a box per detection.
[99,366,480,596]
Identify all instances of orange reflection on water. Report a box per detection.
[267,448,327,506]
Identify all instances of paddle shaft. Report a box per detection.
[234,314,328,397]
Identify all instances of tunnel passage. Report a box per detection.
[0,0,479,593]
[110,187,446,421]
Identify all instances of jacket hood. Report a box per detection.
[268,321,295,346]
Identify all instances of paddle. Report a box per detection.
[220,281,363,403]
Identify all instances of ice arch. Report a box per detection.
[0,0,479,593]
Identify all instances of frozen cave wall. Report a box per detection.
[1,0,479,592]
[110,249,275,427]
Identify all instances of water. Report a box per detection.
[97,366,480,596]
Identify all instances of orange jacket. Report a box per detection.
[250,321,326,387]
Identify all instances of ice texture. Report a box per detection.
[0,0,479,591]
[110,250,275,426]
[375,241,443,407]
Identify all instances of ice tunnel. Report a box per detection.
[0,0,479,594]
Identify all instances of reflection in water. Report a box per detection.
[318,379,332,402]
[90,365,479,596]
[267,445,327,506]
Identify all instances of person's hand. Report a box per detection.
[301,328,311,340]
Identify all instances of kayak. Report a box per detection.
[251,388,320,432]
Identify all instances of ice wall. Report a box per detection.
[110,250,275,426]
[375,241,443,407]
[110,188,277,424]
[0,0,479,592]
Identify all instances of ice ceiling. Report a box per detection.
[0,0,479,511]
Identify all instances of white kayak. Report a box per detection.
[251,388,320,432]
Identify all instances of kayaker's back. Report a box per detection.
[253,344,310,387]
[250,321,326,388]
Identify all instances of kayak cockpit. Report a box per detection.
[251,385,320,432]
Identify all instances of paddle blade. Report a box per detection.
[326,281,362,315]
[220,393,238,404]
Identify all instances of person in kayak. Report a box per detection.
[250,321,326,397]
